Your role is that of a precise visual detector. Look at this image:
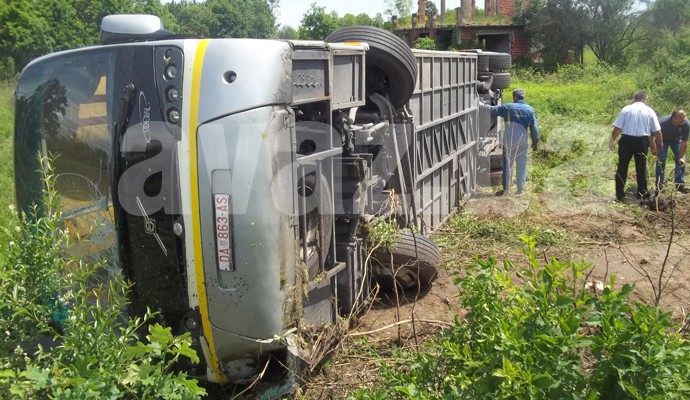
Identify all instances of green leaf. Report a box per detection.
[174,375,207,396]
[148,323,174,347]
[532,373,553,389]
[556,295,573,307]
[0,369,17,378]
[25,365,49,388]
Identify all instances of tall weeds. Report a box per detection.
[0,158,205,399]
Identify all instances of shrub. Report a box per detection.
[0,158,206,399]
[0,59,16,81]
[414,37,436,50]
[350,236,690,399]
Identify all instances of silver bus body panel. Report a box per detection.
[408,50,479,233]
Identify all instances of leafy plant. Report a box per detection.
[350,235,690,399]
[413,37,436,50]
[0,157,205,399]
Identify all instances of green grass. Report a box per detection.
[435,210,572,258]
[495,66,638,206]
[0,81,16,230]
[437,65,655,258]
[583,46,598,67]
[510,64,638,127]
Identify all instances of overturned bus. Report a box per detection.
[13,14,508,389]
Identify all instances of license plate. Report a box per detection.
[213,193,233,271]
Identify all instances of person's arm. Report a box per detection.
[479,101,505,119]
[679,127,689,164]
[609,126,622,151]
[680,140,688,165]
[649,130,662,156]
[530,113,540,150]
[651,114,662,151]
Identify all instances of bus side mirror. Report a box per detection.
[100,14,171,45]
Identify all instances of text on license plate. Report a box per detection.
[213,193,233,271]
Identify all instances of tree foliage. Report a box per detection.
[581,0,645,65]
[426,0,438,17]
[0,0,179,75]
[644,0,690,32]
[384,0,414,18]
[202,0,276,38]
[519,0,587,70]
[0,0,276,76]
[273,25,298,40]
[298,3,339,40]
[168,0,276,38]
[518,0,647,66]
[340,12,385,28]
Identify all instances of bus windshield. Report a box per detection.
[13,47,152,277]
[14,45,188,319]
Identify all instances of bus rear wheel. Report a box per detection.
[371,232,441,292]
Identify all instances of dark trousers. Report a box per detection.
[616,135,650,199]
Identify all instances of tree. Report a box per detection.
[519,0,588,69]
[384,0,413,18]
[273,25,298,39]
[371,12,386,28]
[205,0,276,38]
[0,0,182,74]
[518,0,647,66]
[0,0,89,72]
[338,12,384,28]
[298,3,339,40]
[168,0,214,37]
[0,0,53,71]
[581,0,646,65]
[69,0,131,44]
[644,0,690,32]
[168,0,276,38]
[426,0,438,17]
[628,0,690,65]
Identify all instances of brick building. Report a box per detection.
[394,0,532,60]
[484,0,529,19]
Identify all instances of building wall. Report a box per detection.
[510,29,530,58]
[485,0,528,18]
[459,26,530,59]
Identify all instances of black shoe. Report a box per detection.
[678,185,690,194]
[495,189,505,196]
[616,195,626,202]
[636,192,651,200]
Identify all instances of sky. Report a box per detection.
[276,0,388,28]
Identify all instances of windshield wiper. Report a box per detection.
[115,83,137,137]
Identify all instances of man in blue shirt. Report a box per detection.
[654,109,690,193]
[480,88,540,195]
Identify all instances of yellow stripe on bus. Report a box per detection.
[189,39,226,383]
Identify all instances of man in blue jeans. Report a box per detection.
[480,88,540,195]
[655,109,690,193]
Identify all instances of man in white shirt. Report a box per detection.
[609,91,662,201]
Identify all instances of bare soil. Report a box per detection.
[299,188,690,399]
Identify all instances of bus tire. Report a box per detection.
[491,72,511,90]
[371,232,441,291]
[326,26,417,110]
